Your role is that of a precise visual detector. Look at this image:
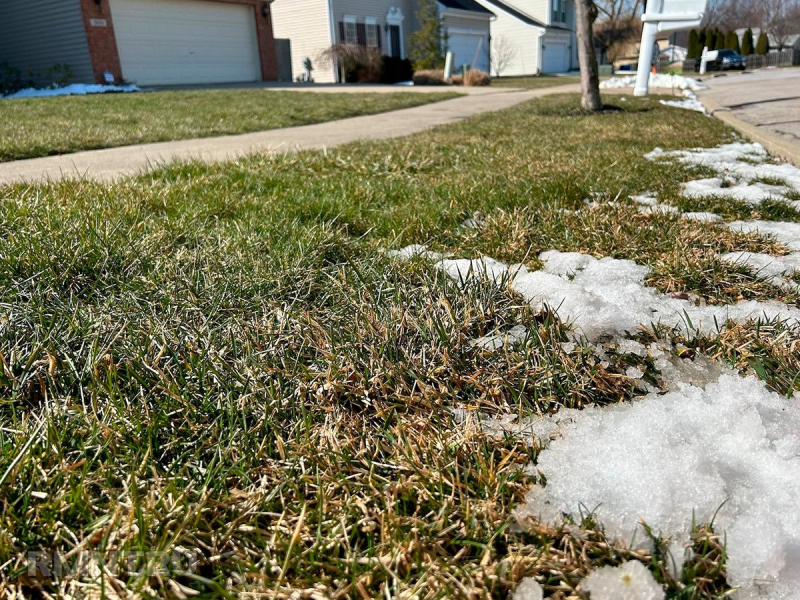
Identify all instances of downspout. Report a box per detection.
[326,0,338,82]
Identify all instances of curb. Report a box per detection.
[699,95,800,168]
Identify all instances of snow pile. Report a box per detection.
[600,74,705,91]
[581,561,665,600]
[660,90,708,114]
[4,83,142,99]
[517,373,800,599]
[646,142,800,203]
[512,578,544,600]
[436,250,800,341]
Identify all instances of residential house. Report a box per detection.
[271,0,495,83]
[0,0,279,87]
[736,28,800,54]
[475,0,577,76]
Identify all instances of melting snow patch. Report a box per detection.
[722,251,800,290]
[728,220,800,252]
[660,90,708,114]
[682,211,722,223]
[470,325,527,351]
[385,244,445,261]
[4,83,142,99]
[646,142,800,199]
[433,250,800,341]
[600,74,705,91]
[682,178,789,204]
[581,561,665,600]
[512,577,544,600]
[517,373,800,600]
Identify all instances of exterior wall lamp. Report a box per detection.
[261,1,273,18]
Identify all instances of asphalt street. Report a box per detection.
[699,68,800,145]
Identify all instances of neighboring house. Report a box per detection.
[736,28,800,53]
[476,0,576,75]
[271,0,494,83]
[0,0,278,87]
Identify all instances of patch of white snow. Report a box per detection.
[5,83,142,99]
[581,561,665,600]
[600,74,705,91]
[512,577,544,600]
[435,251,800,341]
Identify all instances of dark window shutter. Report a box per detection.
[376,26,382,50]
[339,21,345,43]
[356,23,366,46]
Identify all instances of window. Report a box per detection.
[552,0,566,23]
[344,16,357,44]
[366,18,379,49]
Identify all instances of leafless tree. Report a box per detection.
[576,0,603,111]
[595,0,645,22]
[490,35,517,77]
[758,0,800,49]
[593,0,644,64]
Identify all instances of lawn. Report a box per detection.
[0,89,459,162]
[492,74,582,88]
[1,93,799,598]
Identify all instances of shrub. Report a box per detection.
[412,70,449,86]
[756,32,770,55]
[725,30,740,54]
[380,56,414,84]
[319,43,382,83]
[741,28,755,56]
[450,74,464,85]
[465,69,490,86]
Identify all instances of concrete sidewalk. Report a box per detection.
[0,84,578,186]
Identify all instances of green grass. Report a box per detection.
[0,89,459,162]
[491,74,613,89]
[0,93,797,598]
[492,74,582,88]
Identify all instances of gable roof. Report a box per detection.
[437,0,494,15]
[477,0,546,28]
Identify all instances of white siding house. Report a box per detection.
[474,0,576,76]
[271,0,493,83]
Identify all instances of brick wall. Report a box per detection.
[79,0,123,83]
[78,0,278,84]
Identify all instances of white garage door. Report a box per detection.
[110,0,261,85]
[448,32,490,73]
[542,39,569,73]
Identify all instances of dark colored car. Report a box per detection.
[696,49,746,71]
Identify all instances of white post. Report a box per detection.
[634,1,661,96]
[699,45,709,74]
[444,51,454,79]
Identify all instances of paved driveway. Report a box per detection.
[699,68,800,144]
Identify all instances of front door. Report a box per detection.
[389,25,401,57]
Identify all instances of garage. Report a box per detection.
[448,31,490,73]
[109,0,261,85]
[542,37,570,73]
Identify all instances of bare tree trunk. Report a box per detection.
[575,0,603,111]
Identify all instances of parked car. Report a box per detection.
[695,49,746,71]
